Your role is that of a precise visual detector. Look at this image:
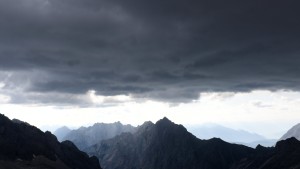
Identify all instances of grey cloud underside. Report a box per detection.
[0,0,300,104]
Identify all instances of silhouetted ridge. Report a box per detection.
[233,137,300,169]
[0,114,102,169]
[12,118,30,126]
[276,137,300,150]
[87,117,254,169]
[156,117,173,125]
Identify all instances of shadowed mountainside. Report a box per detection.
[0,114,102,169]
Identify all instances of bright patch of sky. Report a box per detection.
[1,90,300,139]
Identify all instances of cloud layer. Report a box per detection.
[0,0,300,104]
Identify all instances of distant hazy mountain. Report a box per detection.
[86,117,254,169]
[0,114,101,169]
[243,139,277,148]
[56,122,274,149]
[280,123,300,141]
[54,126,71,141]
[187,124,277,147]
[233,137,300,169]
[187,124,265,143]
[59,122,136,150]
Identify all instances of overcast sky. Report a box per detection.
[0,0,300,138]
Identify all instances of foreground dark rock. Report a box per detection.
[87,117,254,169]
[233,137,300,169]
[0,114,102,169]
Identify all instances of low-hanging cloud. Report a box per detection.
[0,0,300,105]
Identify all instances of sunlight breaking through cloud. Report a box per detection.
[87,90,132,104]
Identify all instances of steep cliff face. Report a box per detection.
[0,114,102,169]
[87,117,254,169]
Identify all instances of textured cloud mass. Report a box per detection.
[0,0,300,105]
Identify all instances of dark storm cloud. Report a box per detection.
[0,0,300,104]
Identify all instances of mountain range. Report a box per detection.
[85,118,241,169]
[55,122,136,151]
[56,122,277,149]
[0,114,102,169]
[187,124,276,147]
[2,113,300,169]
[84,118,300,169]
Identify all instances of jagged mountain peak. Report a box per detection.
[155,117,178,130]
[58,120,137,151]
[155,117,190,137]
[93,121,121,126]
[156,117,173,124]
[141,121,154,126]
[137,121,154,132]
[88,117,254,169]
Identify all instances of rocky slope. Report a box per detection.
[87,117,254,169]
[0,114,102,169]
